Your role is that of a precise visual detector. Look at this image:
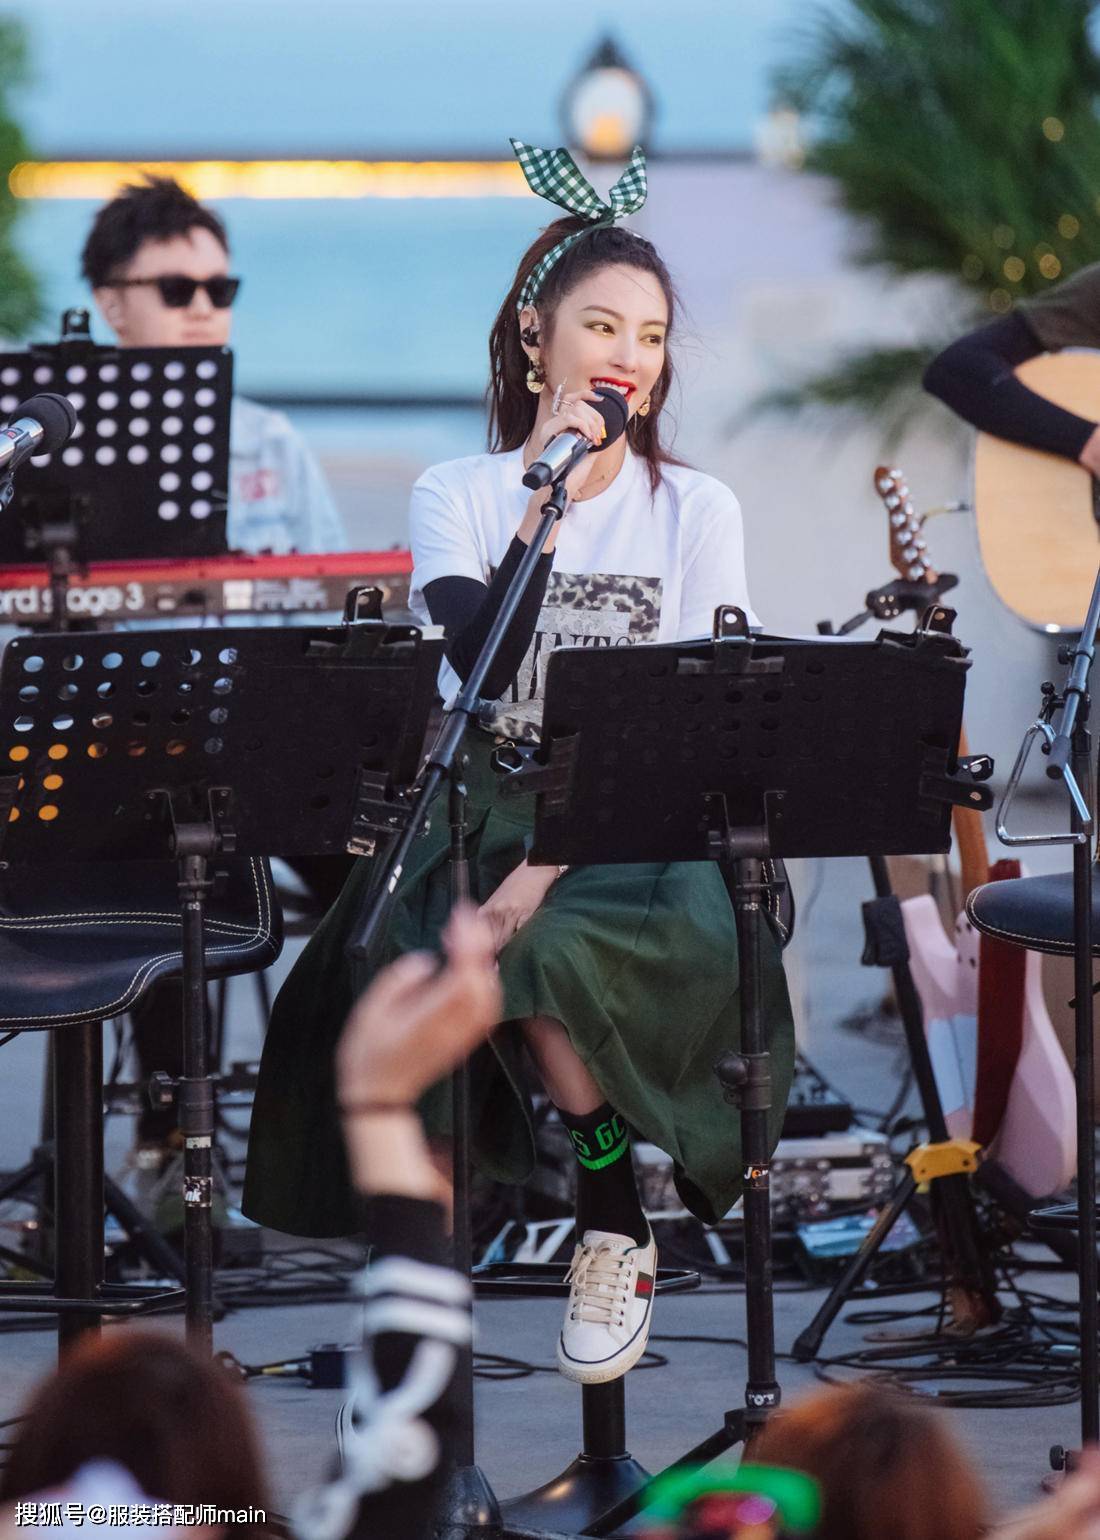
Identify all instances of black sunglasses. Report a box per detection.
[107,275,242,309]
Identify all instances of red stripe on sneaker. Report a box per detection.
[635,1273,654,1297]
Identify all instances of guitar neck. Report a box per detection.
[870,467,990,897]
[953,725,990,897]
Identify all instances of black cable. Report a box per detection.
[231,1347,671,1385]
[473,1348,668,1380]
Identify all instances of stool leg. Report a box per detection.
[54,1022,104,1354]
[501,1378,649,1532]
[179,854,215,1354]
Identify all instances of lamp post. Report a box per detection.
[560,36,654,161]
[753,101,805,170]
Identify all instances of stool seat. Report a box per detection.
[0,857,281,1029]
[966,869,1100,957]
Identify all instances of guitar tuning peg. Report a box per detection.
[903,544,918,561]
[890,512,906,527]
[875,475,891,493]
[907,564,925,580]
[890,467,903,478]
[885,493,900,509]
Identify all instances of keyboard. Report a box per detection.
[0,550,413,623]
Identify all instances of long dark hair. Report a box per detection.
[487,216,685,494]
[0,1330,268,1535]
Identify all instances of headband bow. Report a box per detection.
[510,137,648,312]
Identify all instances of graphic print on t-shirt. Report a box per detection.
[487,568,663,741]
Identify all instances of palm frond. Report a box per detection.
[0,17,41,339]
[765,0,1100,419]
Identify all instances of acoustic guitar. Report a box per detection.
[874,467,1076,1197]
[973,350,1100,630]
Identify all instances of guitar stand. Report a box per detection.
[791,850,1001,1362]
[818,571,958,637]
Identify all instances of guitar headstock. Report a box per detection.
[873,465,939,585]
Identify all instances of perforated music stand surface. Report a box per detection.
[524,626,972,866]
[0,340,233,563]
[0,622,443,861]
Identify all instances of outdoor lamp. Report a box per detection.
[560,36,654,162]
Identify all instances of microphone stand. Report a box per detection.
[996,562,1100,1453]
[346,470,569,960]
[345,469,571,1540]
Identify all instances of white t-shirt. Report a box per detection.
[409,445,759,740]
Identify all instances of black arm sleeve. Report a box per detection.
[922,312,1096,461]
[423,534,553,700]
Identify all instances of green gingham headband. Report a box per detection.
[510,138,648,312]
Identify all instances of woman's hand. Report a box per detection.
[518,385,619,547]
[535,385,607,457]
[336,904,502,1110]
[478,859,560,954]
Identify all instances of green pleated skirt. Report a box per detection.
[242,731,795,1238]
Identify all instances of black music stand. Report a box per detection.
[0,601,442,1350]
[0,310,233,579]
[785,583,1002,1360]
[493,602,990,1538]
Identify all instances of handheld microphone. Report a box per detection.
[522,385,630,491]
[0,393,79,473]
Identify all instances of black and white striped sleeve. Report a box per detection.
[292,1197,471,1540]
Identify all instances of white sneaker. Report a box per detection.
[557,1227,657,1385]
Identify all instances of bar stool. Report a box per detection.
[966,864,1099,1458]
[0,855,281,1353]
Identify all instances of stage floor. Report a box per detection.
[0,1256,1083,1523]
[0,827,1088,1525]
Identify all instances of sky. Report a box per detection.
[13,0,841,157]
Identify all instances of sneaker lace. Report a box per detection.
[565,1242,632,1327]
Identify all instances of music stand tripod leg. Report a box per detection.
[176,842,219,1355]
[1068,716,1098,1451]
[793,856,997,1364]
[578,848,782,1539]
[791,1170,918,1362]
[54,1022,105,1352]
[439,755,503,1540]
[103,1171,187,1285]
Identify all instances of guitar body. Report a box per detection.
[974,351,1100,630]
[900,895,978,1138]
[873,469,1075,1205]
[901,868,1076,1198]
[979,859,1077,1198]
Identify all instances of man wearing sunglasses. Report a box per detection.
[79,177,348,1211]
[81,174,345,556]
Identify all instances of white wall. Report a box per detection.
[645,159,1061,783]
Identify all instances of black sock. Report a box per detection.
[556,1100,649,1247]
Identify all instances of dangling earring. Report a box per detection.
[526,359,546,394]
[637,396,651,418]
